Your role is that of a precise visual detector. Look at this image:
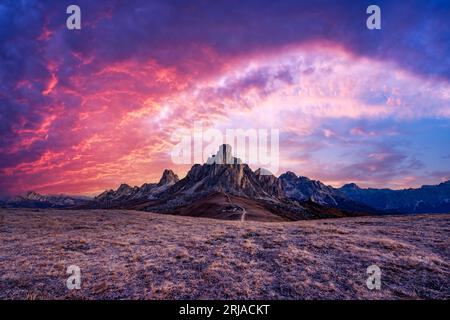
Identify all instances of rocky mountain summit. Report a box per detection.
[278,171,378,213]
[93,169,180,205]
[206,144,243,165]
[158,169,180,186]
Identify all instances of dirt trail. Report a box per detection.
[238,205,246,222]
[225,193,246,222]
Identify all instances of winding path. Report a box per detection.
[238,204,247,222]
[224,193,247,222]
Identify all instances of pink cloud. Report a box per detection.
[2,43,450,195]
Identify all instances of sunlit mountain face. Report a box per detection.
[0,0,449,197]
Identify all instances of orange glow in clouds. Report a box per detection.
[4,43,450,195]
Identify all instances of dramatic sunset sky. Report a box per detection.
[1,0,449,196]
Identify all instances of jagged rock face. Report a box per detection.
[206,144,242,165]
[95,169,179,203]
[142,146,288,213]
[95,184,139,202]
[117,184,137,196]
[133,183,158,199]
[277,173,379,213]
[165,163,274,199]
[339,180,450,213]
[255,168,284,198]
[279,172,341,206]
[163,145,277,201]
[21,191,44,201]
[158,169,179,186]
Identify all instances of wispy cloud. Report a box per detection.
[1,1,449,195]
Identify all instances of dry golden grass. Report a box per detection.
[0,208,449,299]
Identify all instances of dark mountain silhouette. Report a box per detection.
[255,168,284,198]
[279,171,380,214]
[339,181,450,213]
[93,169,179,205]
[157,169,180,186]
[0,191,91,208]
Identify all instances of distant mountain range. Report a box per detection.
[0,191,91,209]
[2,144,449,220]
[339,181,450,214]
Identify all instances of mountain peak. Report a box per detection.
[17,191,48,201]
[206,144,242,165]
[5,191,90,208]
[255,168,274,176]
[162,159,277,201]
[117,183,132,191]
[279,171,297,180]
[340,183,361,190]
[23,191,40,197]
[158,169,179,186]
